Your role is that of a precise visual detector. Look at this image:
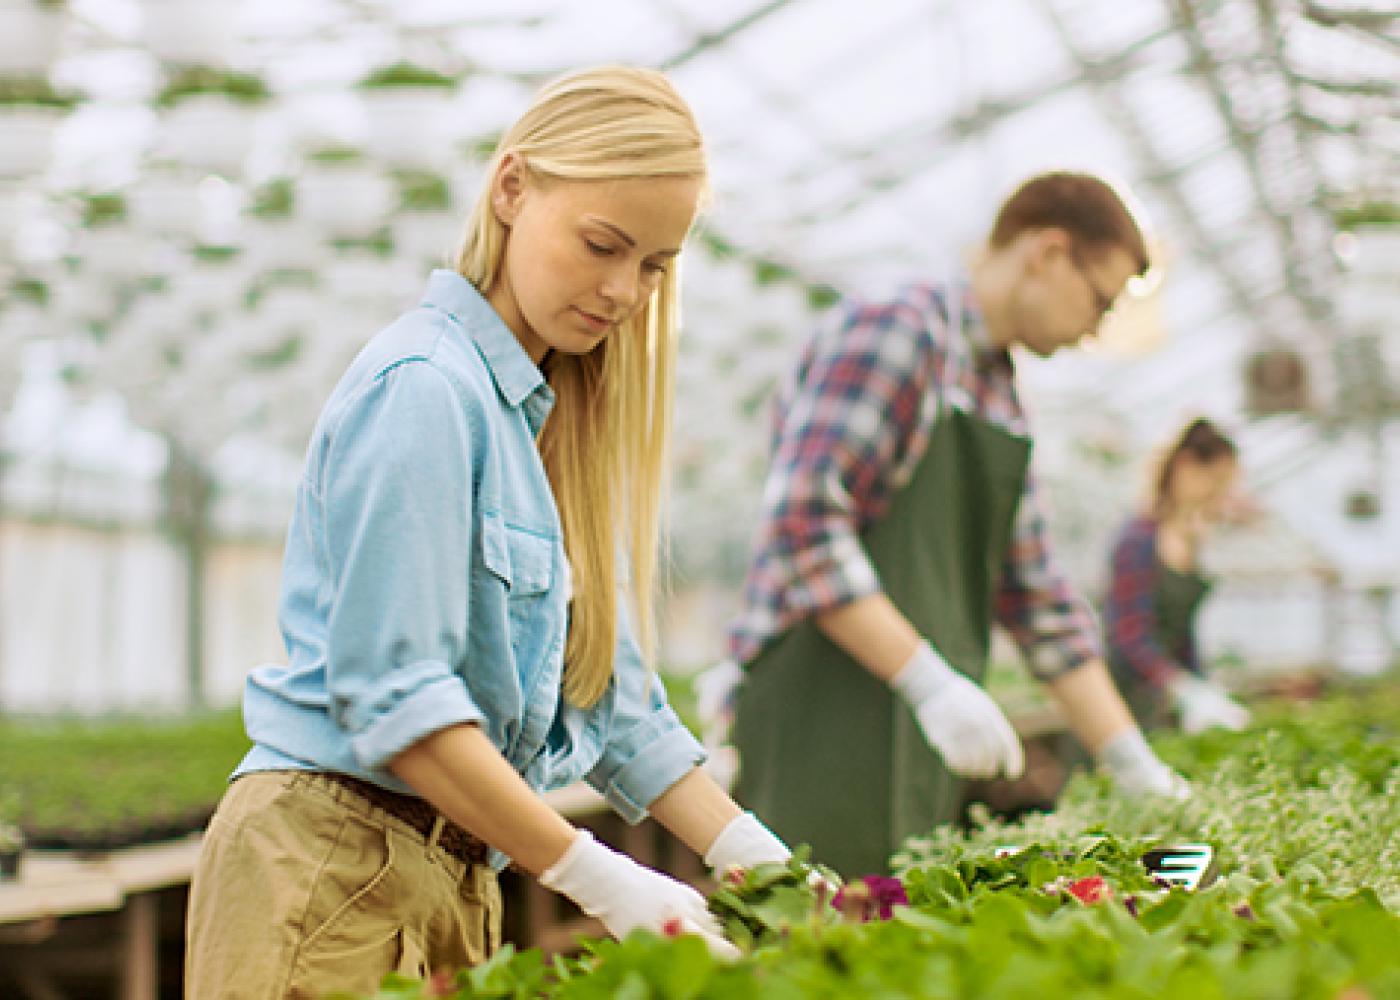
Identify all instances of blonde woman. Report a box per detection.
[186,66,788,998]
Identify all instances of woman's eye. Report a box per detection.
[585,240,614,256]
[643,260,668,276]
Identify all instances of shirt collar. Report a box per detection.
[420,269,554,421]
[945,280,1014,375]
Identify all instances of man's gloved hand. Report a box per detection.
[704,812,791,874]
[1170,674,1250,735]
[1097,728,1191,800]
[889,641,1025,780]
[540,830,739,958]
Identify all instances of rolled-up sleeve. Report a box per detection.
[994,468,1102,680]
[587,604,706,823]
[318,358,487,769]
[727,302,937,664]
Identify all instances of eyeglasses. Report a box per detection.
[1069,248,1118,326]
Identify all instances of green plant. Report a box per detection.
[243,267,317,309]
[463,131,503,161]
[0,75,79,109]
[247,177,295,219]
[706,848,841,950]
[11,277,49,306]
[0,710,249,849]
[155,67,271,109]
[305,145,365,166]
[357,62,458,91]
[192,244,241,264]
[1334,201,1400,230]
[80,192,127,228]
[393,170,452,212]
[330,227,394,258]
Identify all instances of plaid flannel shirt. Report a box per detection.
[1103,515,1200,689]
[727,280,1100,680]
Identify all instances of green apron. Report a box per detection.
[1109,557,1211,732]
[733,405,1030,877]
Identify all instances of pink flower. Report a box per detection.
[833,875,908,922]
[425,969,455,997]
[1067,876,1111,904]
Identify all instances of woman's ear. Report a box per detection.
[492,152,526,226]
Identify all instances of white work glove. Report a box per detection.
[889,641,1025,780]
[539,829,738,958]
[1169,674,1250,735]
[704,812,791,875]
[1097,728,1191,800]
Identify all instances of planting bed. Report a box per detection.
[342,676,1400,999]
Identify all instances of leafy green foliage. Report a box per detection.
[1334,201,1400,230]
[247,177,295,219]
[336,682,1400,998]
[155,67,271,108]
[0,710,248,848]
[898,683,1400,910]
[306,145,366,166]
[394,170,454,212]
[358,62,459,90]
[0,75,79,108]
[79,192,127,227]
[706,848,841,950]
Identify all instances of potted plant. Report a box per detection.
[356,61,460,170]
[140,0,235,65]
[391,169,456,267]
[125,162,206,238]
[183,242,246,323]
[155,66,271,175]
[298,146,393,240]
[72,189,147,278]
[0,74,78,178]
[0,1,66,75]
[242,176,317,273]
[1333,200,1400,285]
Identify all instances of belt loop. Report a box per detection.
[426,814,446,851]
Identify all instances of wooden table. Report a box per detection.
[0,784,613,999]
[0,836,202,1000]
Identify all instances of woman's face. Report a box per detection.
[487,156,703,364]
[1168,453,1238,521]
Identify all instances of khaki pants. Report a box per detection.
[186,771,501,999]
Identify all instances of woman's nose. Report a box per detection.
[600,263,640,312]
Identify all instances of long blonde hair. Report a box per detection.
[456,66,706,708]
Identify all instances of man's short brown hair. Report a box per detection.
[989,172,1149,274]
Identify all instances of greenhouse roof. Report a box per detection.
[1,0,1396,556]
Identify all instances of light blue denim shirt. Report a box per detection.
[238,270,705,869]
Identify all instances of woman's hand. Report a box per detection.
[540,830,739,958]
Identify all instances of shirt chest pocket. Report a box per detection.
[481,516,555,596]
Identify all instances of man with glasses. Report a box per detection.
[718,172,1187,877]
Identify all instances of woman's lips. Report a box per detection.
[576,308,613,333]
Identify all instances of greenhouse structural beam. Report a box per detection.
[1033,0,1269,341]
[659,0,798,70]
[1169,0,1338,334]
[773,27,1174,217]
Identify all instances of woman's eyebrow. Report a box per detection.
[585,216,681,256]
